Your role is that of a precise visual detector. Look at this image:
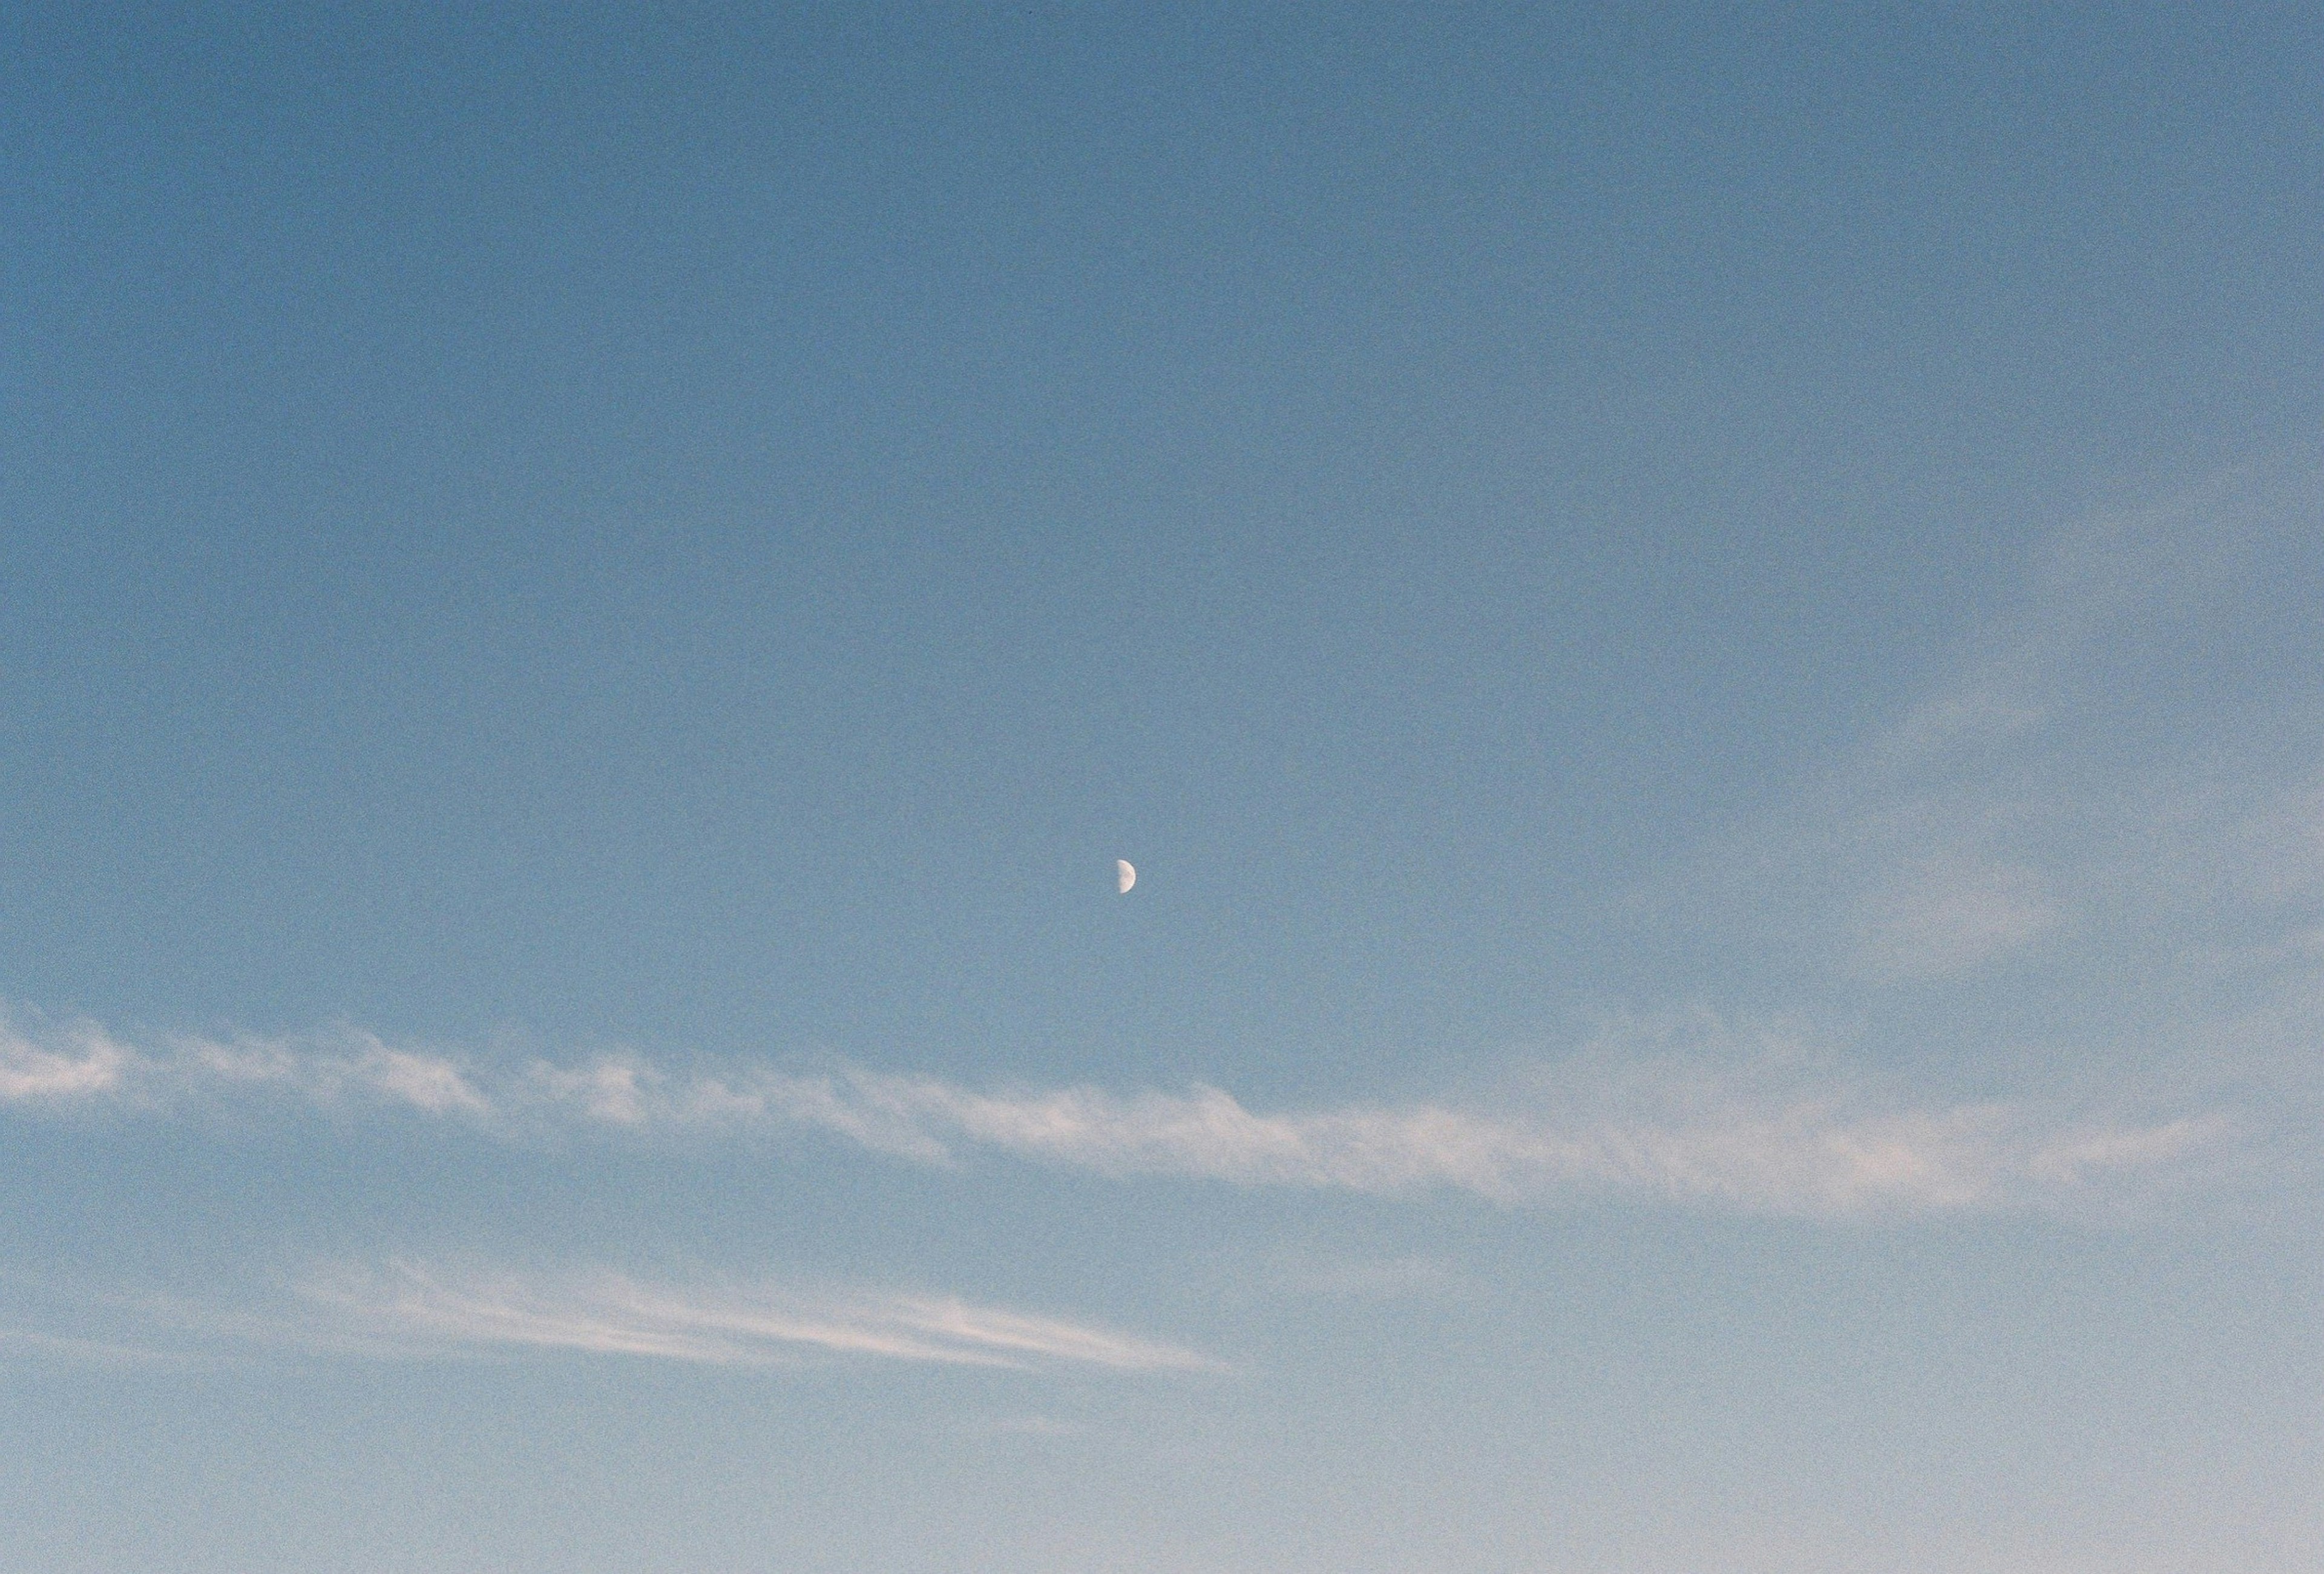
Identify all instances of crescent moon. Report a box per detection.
[1116,859,1136,894]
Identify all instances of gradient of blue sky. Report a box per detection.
[3,5,2322,1570]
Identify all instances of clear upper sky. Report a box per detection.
[4,5,2322,1570]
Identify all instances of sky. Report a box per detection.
[3,4,2322,1570]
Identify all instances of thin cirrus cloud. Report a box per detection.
[1709,460,2324,995]
[1850,853,2059,982]
[291,1261,1221,1372]
[748,1064,2224,1216]
[0,1009,2225,1219]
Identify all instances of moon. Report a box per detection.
[1116,859,1136,894]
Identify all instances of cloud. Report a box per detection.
[1255,1251,1469,1302]
[1874,459,2317,770]
[356,1046,490,1113]
[1852,854,2057,980]
[295,1261,1220,1372]
[965,1414,1091,1437]
[0,1006,2225,1219]
[0,1019,127,1100]
[0,1324,180,1367]
[749,1066,2222,1218]
[0,1018,493,1118]
[1643,457,2324,1140]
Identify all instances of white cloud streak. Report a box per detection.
[744,1067,2223,1217]
[0,1021,128,1100]
[0,1008,2224,1219]
[180,1030,492,1113]
[296,1261,1219,1372]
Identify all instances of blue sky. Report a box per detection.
[4,5,2322,1570]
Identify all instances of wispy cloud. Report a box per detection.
[1851,853,2057,981]
[0,1263,1220,1377]
[1654,459,2324,1115]
[0,1020,128,1100]
[1875,459,2313,770]
[746,1065,2223,1217]
[1252,1250,1469,1302]
[0,1323,181,1367]
[181,1030,491,1113]
[962,1414,1092,1438]
[295,1261,1221,1372]
[0,1007,2224,1218]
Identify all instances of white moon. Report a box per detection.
[1116,859,1136,894]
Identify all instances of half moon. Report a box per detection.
[1116,859,1136,894]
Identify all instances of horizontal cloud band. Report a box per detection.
[296,1261,1220,1372]
[1,1012,2222,1218]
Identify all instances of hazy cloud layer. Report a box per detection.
[0,1011,2224,1219]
